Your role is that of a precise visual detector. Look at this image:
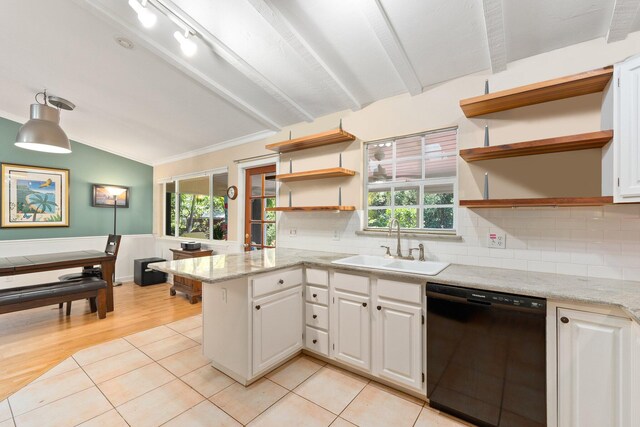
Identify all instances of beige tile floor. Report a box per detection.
[1,315,473,427]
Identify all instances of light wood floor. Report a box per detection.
[0,282,201,401]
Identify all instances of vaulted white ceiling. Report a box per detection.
[0,0,638,165]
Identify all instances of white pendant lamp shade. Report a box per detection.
[15,104,72,154]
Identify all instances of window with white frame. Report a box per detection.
[365,127,457,232]
[163,170,228,240]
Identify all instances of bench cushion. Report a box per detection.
[0,278,107,306]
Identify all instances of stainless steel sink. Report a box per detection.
[332,255,450,276]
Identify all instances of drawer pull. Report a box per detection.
[312,293,318,298]
[255,305,261,310]
[377,305,382,311]
[278,279,284,284]
[312,339,317,344]
[362,302,367,307]
[312,314,318,319]
[560,316,569,324]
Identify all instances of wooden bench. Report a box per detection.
[0,278,108,319]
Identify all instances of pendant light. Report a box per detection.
[15,90,75,154]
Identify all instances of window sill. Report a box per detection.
[155,235,233,247]
[356,229,463,241]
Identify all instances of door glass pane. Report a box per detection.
[423,207,454,229]
[264,173,276,196]
[250,223,262,246]
[394,207,418,228]
[265,198,276,221]
[178,176,210,239]
[251,174,262,197]
[394,187,419,206]
[368,188,390,207]
[265,223,276,246]
[368,209,391,228]
[251,198,262,221]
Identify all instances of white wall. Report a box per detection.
[0,234,156,289]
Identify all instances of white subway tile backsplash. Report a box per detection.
[277,205,640,281]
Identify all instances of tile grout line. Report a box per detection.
[73,354,122,427]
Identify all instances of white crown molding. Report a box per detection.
[152,129,276,166]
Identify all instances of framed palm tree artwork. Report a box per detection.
[1,163,70,228]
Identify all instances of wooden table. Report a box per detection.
[169,248,213,304]
[0,250,116,312]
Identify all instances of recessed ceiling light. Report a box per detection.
[115,37,134,50]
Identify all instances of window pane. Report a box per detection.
[425,130,457,178]
[368,209,391,228]
[423,207,454,229]
[212,173,228,240]
[251,198,262,221]
[394,187,418,206]
[368,188,390,206]
[368,143,392,183]
[395,136,422,158]
[265,223,276,246]
[178,176,211,240]
[165,181,176,236]
[265,198,276,221]
[424,184,454,205]
[264,173,276,196]
[251,174,262,197]
[395,208,418,228]
[395,159,422,181]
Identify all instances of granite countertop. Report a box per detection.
[149,248,640,324]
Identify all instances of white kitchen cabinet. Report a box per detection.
[557,307,633,427]
[614,54,640,202]
[333,290,371,370]
[374,300,423,390]
[252,286,303,375]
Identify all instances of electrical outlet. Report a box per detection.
[289,228,297,237]
[333,230,340,241]
[488,232,506,249]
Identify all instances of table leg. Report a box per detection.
[101,260,115,312]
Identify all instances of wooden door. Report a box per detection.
[244,165,277,251]
[375,300,422,390]
[557,307,632,427]
[252,286,302,374]
[333,290,370,371]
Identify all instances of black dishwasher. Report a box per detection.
[426,283,546,427]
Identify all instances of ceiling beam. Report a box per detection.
[77,0,283,130]
[357,0,422,96]
[154,0,314,123]
[481,0,507,73]
[607,0,640,43]
[246,0,361,111]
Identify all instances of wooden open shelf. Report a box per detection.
[460,66,613,117]
[460,130,613,162]
[275,167,356,182]
[266,206,356,212]
[460,196,613,208]
[266,129,356,153]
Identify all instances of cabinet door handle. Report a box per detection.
[377,305,382,311]
[362,302,367,307]
[560,316,569,324]
[312,339,317,344]
[278,279,284,284]
[255,305,261,310]
[312,293,318,298]
[312,314,318,319]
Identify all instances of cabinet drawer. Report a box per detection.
[377,279,422,305]
[305,326,329,356]
[253,268,303,298]
[305,303,328,330]
[306,268,328,287]
[333,272,369,295]
[306,286,328,305]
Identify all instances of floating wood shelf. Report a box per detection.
[266,129,356,153]
[266,206,356,212]
[275,167,356,182]
[460,66,613,117]
[460,130,614,162]
[460,196,613,208]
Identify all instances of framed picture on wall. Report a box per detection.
[1,163,70,228]
[92,184,130,208]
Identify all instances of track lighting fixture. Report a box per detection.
[173,29,197,56]
[128,0,157,28]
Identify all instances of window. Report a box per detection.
[163,170,228,240]
[365,128,457,232]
